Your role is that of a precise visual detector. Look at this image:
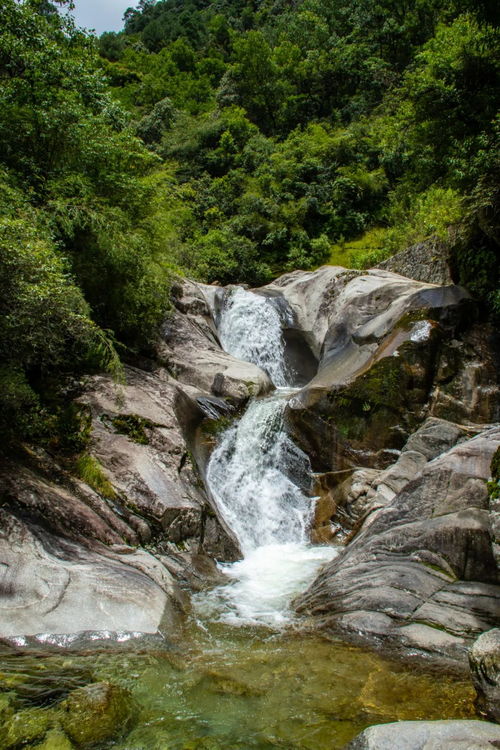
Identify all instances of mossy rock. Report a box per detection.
[491,447,500,482]
[488,446,500,500]
[109,413,154,444]
[0,692,15,722]
[200,414,235,439]
[2,706,56,748]
[60,682,137,747]
[33,728,74,749]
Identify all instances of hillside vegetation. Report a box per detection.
[0,0,498,449]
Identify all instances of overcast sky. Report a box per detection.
[71,0,134,35]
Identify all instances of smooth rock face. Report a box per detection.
[295,425,500,664]
[469,628,500,722]
[276,266,487,471]
[0,507,183,637]
[0,278,251,641]
[81,366,238,561]
[345,720,500,749]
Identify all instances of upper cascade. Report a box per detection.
[218,287,289,387]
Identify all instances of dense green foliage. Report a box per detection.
[100,0,499,289]
[0,0,498,448]
[0,0,175,446]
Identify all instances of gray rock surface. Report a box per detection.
[469,628,500,722]
[377,238,454,285]
[296,425,500,664]
[345,720,500,749]
[275,266,481,471]
[268,266,469,390]
[0,278,258,641]
[0,507,184,637]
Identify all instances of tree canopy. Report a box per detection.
[0,0,498,449]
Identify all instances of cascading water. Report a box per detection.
[218,286,290,387]
[206,395,312,554]
[195,287,337,626]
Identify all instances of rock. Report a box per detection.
[2,707,55,748]
[33,728,74,750]
[295,426,500,665]
[377,237,454,285]
[345,719,500,749]
[0,507,185,637]
[429,323,500,424]
[81,365,239,561]
[0,273,254,641]
[60,682,136,747]
[469,628,500,722]
[0,692,15,723]
[277,266,473,470]
[402,417,471,460]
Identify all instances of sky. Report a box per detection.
[71,0,134,35]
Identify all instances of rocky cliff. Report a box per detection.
[1,266,498,672]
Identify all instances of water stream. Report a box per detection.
[196,287,337,626]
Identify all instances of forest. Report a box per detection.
[0,0,499,452]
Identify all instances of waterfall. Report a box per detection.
[218,287,289,387]
[195,288,337,627]
[206,394,312,555]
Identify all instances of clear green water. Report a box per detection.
[0,619,476,749]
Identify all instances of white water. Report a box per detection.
[195,288,338,627]
[205,393,312,554]
[218,287,289,387]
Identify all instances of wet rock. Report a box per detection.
[0,508,185,638]
[2,706,55,748]
[296,426,500,665]
[33,728,74,750]
[469,628,500,722]
[60,682,136,747]
[279,267,472,469]
[345,719,500,749]
[160,279,272,402]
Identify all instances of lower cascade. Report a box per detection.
[196,289,337,626]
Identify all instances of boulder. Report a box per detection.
[345,720,500,749]
[0,507,185,637]
[469,628,500,722]
[1,706,55,748]
[277,266,474,470]
[60,682,136,747]
[81,366,239,561]
[295,426,500,665]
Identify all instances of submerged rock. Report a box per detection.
[345,719,500,749]
[33,728,74,750]
[469,628,500,722]
[60,682,136,747]
[2,706,55,748]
